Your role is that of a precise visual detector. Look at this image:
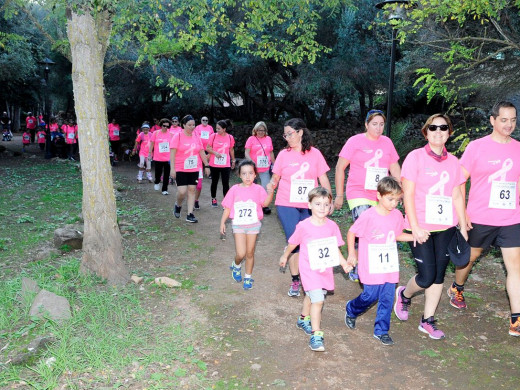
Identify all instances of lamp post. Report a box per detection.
[38,57,55,159]
[375,0,409,138]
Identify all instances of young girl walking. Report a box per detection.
[220,160,274,290]
[279,187,351,352]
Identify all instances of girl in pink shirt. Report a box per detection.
[268,118,331,297]
[149,118,175,194]
[280,187,349,352]
[170,115,210,223]
[132,123,153,183]
[193,116,214,209]
[245,121,275,214]
[36,127,46,151]
[394,114,467,340]
[62,120,78,160]
[221,160,274,290]
[22,130,31,152]
[334,110,401,283]
[108,119,121,162]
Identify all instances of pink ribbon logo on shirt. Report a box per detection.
[216,143,228,154]
[488,158,513,182]
[386,230,395,244]
[291,162,310,180]
[364,149,383,168]
[428,171,450,196]
[184,143,197,156]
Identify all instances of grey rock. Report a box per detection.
[8,335,57,365]
[20,277,40,303]
[29,289,72,322]
[53,224,83,249]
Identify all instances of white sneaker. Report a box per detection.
[154,184,160,191]
[162,191,169,195]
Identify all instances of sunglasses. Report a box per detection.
[161,124,169,128]
[428,125,449,132]
[202,119,208,122]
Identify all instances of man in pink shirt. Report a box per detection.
[26,112,37,143]
[447,101,520,337]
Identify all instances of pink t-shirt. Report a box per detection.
[171,132,204,172]
[150,131,174,162]
[136,132,152,157]
[339,133,399,201]
[208,133,235,168]
[22,132,31,144]
[461,135,520,226]
[50,123,59,133]
[288,218,345,291]
[245,136,274,173]
[401,147,464,231]
[272,147,330,208]
[62,124,77,144]
[108,123,120,141]
[169,126,182,135]
[221,183,268,221]
[26,116,37,129]
[150,125,161,133]
[349,207,404,284]
[37,130,46,143]
[194,124,214,150]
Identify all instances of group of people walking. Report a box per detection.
[132,101,520,353]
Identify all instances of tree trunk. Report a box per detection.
[67,9,129,286]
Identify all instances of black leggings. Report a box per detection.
[408,227,456,288]
[154,161,171,192]
[210,166,231,199]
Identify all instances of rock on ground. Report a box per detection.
[53,224,83,249]
[29,289,72,322]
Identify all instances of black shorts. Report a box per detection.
[468,223,520,249]
[175,171,199,186]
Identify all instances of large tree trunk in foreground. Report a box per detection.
[67,10,130,285]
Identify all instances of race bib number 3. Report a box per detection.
[184,155,198,170]
[368,242,399,274]
[425,194,453,225]
[307,236,339,271]
[489,181,517,209]
[233,201,258,225]
[290,179,314,203]
[214,154,227,166]
[257,156,269,168]
[364,167,388,191]
[158,142,170,153]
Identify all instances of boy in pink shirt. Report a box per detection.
[344,177,412,345]
[280,187,350,352]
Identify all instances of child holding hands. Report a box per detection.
[280,187,351,352]
[220,160,274,290]
[344,177,413,345]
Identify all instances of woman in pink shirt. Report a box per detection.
[149,118,174,195]
[132,123,153,183]
[394,114,467,340]
[108,119,121,162]
[171,115,210,223]
[267,118,331,297]
[206,119,236,207]
[62,119,78,160]
[245,121,275,215]
[334,109,401,282]
[169,116,182,135]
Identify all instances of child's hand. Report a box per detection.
[220,223,226,235]
[346,254,357,271]
[279,255,288,268]
[339,258,352,273]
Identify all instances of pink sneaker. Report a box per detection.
[394,286,411,321]
[418,316,445,339]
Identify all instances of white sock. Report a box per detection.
[232,261,241,268]
[244,274,252,279]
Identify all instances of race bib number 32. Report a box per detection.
[307,236,339,271]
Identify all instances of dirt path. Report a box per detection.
[107,157,518,390]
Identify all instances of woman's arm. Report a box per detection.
[452,185,468,240]
[245,148,251,161]
[170,149,177,178]
[389,162,401,184]
[334,157,350,210]
[402,177,430,245]
[230,147,236,169]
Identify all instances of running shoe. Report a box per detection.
[288,280,301,297]
[509,319,520,337]
[418,316,445,339]
[154,183,160,191]
[186,213,198,223]
[146,172,153,182]
[194,200,200,210]
[173,204,181,218]
[211,198,218,207]
[373,334,394,346]
[297,315,312,335]
[230,263,242,282]
[309,331,325,352]
[447,283,467,309]
[162,191,169,195]
[243,278,254,290]
[344,307,356,330]
[348,266,359,282]
[394,286,411,321]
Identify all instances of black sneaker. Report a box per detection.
[186,213,198,223]
[194,200,200,210]
[173,204,181,218]
[345,313,356,329]
[373,333,394,346]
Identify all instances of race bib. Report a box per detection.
[364,166,388,191]
[307,236,340,271]
[489,181,517,209]
[39,133,45,138]
[200,131,209,139]
[184,155,198,170]
[113,130,119,136]
[67,132,75,139]
[257,156,269,168]
[368,242,399,274]
[290,179,314,203]
[425,194,453,225]
[158,141,170,153]
[233,201,258,225]
[214,154,227,166]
